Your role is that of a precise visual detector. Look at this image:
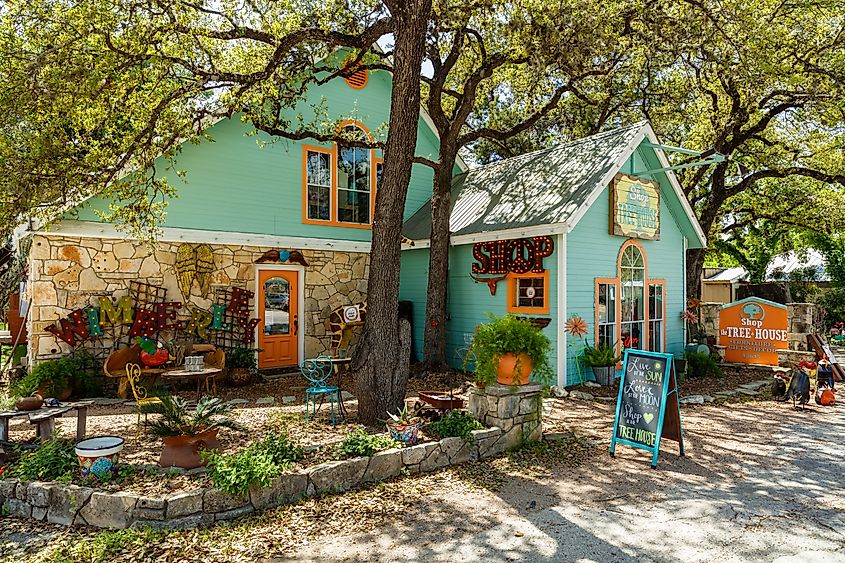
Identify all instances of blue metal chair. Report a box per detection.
[301,356,342,426]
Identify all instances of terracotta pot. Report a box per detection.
[496,352,533,385]
[37,381,72,402]
[159,428,220,469]
[15,394,43,411]
[228,367,251,387]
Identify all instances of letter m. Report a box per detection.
[99,296,133,324]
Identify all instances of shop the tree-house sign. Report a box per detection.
[470,236,554,295]
[610,173,660,240]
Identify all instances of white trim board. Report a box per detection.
[254,264,306,367]
[404,223,569,250]
[557,232,567,387]
[30,221,372,253]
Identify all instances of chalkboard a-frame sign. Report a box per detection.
[610,349,685,468]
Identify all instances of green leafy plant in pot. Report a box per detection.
[226,347,258,386]
[582,342,621,386]
[147,395,244,469]
[466,314,553,386]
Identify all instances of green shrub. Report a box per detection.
[685,351,723,378]
[11,351,102,398]
[202,432,303,496]
[466,314,553,385]
[337,427,397,458]
[426,410,483,443]
[582,341,621,367]
[8,438,77,481]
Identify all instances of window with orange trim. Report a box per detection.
[507,271,550,315]
[594,240,666,354]
[304,147,333,222]
[301,121,379,228]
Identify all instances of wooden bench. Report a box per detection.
[0,401,92,442]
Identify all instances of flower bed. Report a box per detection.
[0,427,508,529]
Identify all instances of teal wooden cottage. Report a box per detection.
[23,64,464,369]
[400,122,707,386]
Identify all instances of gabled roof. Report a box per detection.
[402,121,706,247]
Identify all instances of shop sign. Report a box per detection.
[44,287,260,347]
[718,297,788,366]
[610,174,660,240]
[471,236,554,275]
[610,349,684,468]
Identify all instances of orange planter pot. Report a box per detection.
[496,353,533,385]
[160,428,220,469]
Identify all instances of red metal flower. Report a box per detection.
[681,309,697,324]
[565,315,589,338]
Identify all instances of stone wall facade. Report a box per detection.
[0,428,512,530]
[27,234,369,364]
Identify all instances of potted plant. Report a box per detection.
[582,342,621,386]
[147,395,244,469]
[226,347,258,386]
[11,357,77,400]
[466,314,553,386]
[385,404,422,445]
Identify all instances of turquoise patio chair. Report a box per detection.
[301,355,342,426]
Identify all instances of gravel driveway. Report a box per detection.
[280,399,845,563]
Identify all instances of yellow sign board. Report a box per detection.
[610,174,660,240]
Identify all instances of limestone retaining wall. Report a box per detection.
[27,234,369,363]
[0,428,507,529]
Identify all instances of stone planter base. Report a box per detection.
[0,427,518,530]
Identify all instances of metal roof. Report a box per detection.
[704,267,748,282]
[403,122,651,240]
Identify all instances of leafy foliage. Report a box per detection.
[466,314,553,385]
[582,342,621,368]
[336,427,397,459]
[684,351,723,379]
[202,432,304,496]
[425,410,482,443]
[8,438,77,481]
[11,352,101,398]
[146,395,243,438]
[226,347,259,371]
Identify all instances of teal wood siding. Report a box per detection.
[71,69,438,240]
[564,143,687,386]
[400,244,559,382]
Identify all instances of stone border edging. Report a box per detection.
[0,427,507,530]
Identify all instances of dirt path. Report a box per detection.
[2,397,844,562]
[278,399,845,562]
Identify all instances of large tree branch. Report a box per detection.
[727,166,845,198]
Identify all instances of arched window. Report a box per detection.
[336,124,371,224]
[595,241,666,354]
[620,245,645,350]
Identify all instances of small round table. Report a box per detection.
[161,367,222,394]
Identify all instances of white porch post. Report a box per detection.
[557,232,567,387]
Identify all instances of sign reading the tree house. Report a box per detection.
[718,297,788,366]
[610,174,660,240]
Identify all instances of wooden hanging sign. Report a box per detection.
[610,349,684,468]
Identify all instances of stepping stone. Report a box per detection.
[714,390,738,397]
[282,396,297,405]
[680,395,705,405]
[737,388,760,396]
[255,397,275,405]
[702,395,716,403]
[584,381,601,388]
[543,431,575,442]
[738,381,769,391]
[551,386,569,398]
[569,391,594,401]
[227,399,249,406]
[340,391,355,401]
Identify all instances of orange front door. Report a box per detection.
[258,270,299,369]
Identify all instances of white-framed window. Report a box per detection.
[648,282,665,352]
[597,281,617,349]
[620,244,645,350]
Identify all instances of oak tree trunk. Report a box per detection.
[353,0,431,425]
[422,151,457,371]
